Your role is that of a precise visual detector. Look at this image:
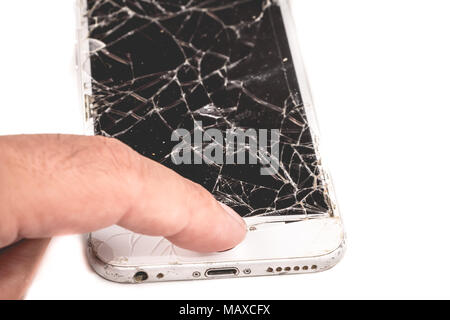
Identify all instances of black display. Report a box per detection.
[85,0,332,218]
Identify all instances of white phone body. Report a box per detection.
[77,0,346,283]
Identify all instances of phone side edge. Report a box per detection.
[86,222,346,284]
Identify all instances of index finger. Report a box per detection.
[0,134,247,252]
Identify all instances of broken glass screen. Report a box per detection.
[84,0,332,218]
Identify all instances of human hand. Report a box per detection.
[0,134,247,299]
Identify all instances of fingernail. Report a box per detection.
[219,202,247,231]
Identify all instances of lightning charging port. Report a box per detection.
[205,268,239,277]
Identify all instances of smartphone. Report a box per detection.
[77,0,345,283]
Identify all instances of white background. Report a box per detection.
[0,0,449,299]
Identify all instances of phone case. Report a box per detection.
[76,0,345,283]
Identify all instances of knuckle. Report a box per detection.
[94,137,136,173]
[188,181,216,209]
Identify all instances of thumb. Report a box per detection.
[0,239,50,300]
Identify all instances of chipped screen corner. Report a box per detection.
[81,0,334,222]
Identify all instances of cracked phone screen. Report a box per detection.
[84,0,333,218]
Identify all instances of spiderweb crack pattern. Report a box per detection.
[85,0,332,218]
